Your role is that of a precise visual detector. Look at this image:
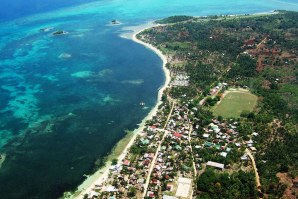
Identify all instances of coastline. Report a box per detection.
[65,12,276,199]
[68,24,170,199]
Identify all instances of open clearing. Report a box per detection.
[213,89,258,118]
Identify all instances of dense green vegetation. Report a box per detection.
[196,169,258,199]
[155,15,194,24]
[227,55,257,78]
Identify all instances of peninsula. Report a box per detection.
[71,11,298,199]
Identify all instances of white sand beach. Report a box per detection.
[68,23,170,199]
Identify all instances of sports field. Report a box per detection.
[213,90,258,118]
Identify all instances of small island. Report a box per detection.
[52,30,68,35]
[111,19,120,25]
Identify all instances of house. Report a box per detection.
[246,140,254,146]
[147,191,155,198]
[173,132,182,138]
[123,159,130,166]
[235,143,241,147]
[166,182,174,191]
[220,152,228,158]
[241,155,248,160]
[244,39,255,47]
[87,191,98,199]
[105,185,117,192]
[250,146,257,151]
[252,132,259,136]
[175,145,182,150]
[109,164,121,171]
[205,142,213,147]
[137,178,145,184]
[143,159,151,166]
[206,161,225,170]
[140,138,150,145]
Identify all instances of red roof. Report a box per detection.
[245,39,255,46]
[152,179,158,184]
[143,159,151,165]
[174,132,182,138]
[123,159,130,166]
[150,125,157,129]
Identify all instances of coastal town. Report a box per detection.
[80,83,261,199]
[1,0,298,198]
[74,11,297,199]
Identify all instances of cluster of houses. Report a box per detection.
[242,36,297,72]
[82,91,260,199]
[82,100,261,199]
[97,129,164,198]
[81,99,258,199]
[190,117,260,174]
[171,73,189,87]
[209,82,227,96]
[145,104,194,199]
[83,101,172,199]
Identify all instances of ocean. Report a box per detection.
[0,0,297,198]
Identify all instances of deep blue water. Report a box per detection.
[0,0,100,22]
[0,0,297,198]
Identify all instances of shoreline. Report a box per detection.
[67,11,276,199]
[68,24,170,199]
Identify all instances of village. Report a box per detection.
[83,81,260,199]
[82,12,298,199]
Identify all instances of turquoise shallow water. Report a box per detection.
[0,0,297,198]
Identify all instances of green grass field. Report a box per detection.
[213,90,258,118]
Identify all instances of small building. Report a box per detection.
[123,159,130,166]
[235,143,241,147]
[140,138,150,145]
[250,146,257,151]
[166,182,174,191]
[173,132,182,138]
[206,161,224,170]
[220,152,228,158]
[175,145,182,150]
[252,132,259,136]
[88,191,98,199]
[105,185,117,192]
[147,191,155,198]
[241,155,248,161]
[205,142,213,147]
